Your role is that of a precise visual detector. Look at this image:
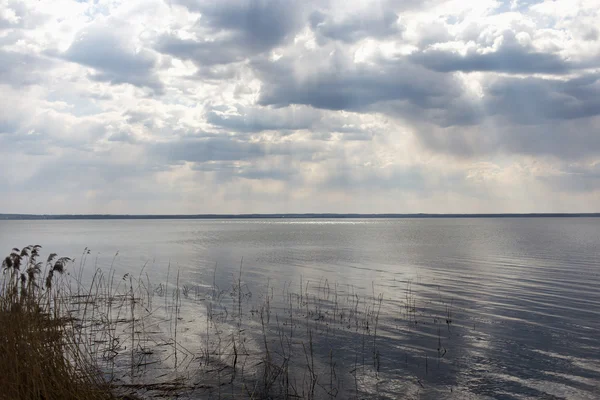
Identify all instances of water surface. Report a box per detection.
[1,218,599,399]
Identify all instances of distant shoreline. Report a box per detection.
[2,213,600,220]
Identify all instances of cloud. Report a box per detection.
[0,50,54,86]
[256,50,463,113]
[2,0,600,213]
[411,31,571,74]
[495,0,545,13]
[485,73,600,123]
[63,20,164,92]
[191,159,299,182]
[206,105,322,133]
[535,162,600,193]
[0,0,47,31]
[192,0,304,51]
[154,136,267,163]
[156,0,306,66]
[154,35,244,66]
[309,8,402,43]
[253,47,485,131]
[151,136,319,165]
[0,1,26,30]
[321,164,426,191]
[414,72,600,160]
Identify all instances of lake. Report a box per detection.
[1,218,599,399]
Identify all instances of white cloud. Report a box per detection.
[0,0,599,214]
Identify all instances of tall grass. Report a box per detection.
[2,245,457,399]
[0,246,112,400]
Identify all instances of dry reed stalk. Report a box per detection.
[0,246,114,400]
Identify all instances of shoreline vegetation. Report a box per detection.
[1,245,455,399]
[0,246,113,400]
[2,213,600,220]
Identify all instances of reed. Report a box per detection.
[0,246,113,400]
[2,245,457,399]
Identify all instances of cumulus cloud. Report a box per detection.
[1,0,600,213]
[63,20,164,92]
[411,31,571,74]
[0,0,47,31]
[256,50,463,113]
[150,135,320,166]
[0,50,54,86]
[206,105,322,133]
[309,8,402,43]
[412,73,600,160]
[485,73,600,123]
[156,0,306,67]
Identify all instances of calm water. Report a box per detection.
[1,218,600,399]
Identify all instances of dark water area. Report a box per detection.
[1,218,599,399]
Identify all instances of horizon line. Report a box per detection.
[2,212,600,220]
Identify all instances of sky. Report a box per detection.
[1,0,600,214]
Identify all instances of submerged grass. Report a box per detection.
[2,245,457,399]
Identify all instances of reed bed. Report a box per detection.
[0,246,114,400]
[2,245,457,399]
